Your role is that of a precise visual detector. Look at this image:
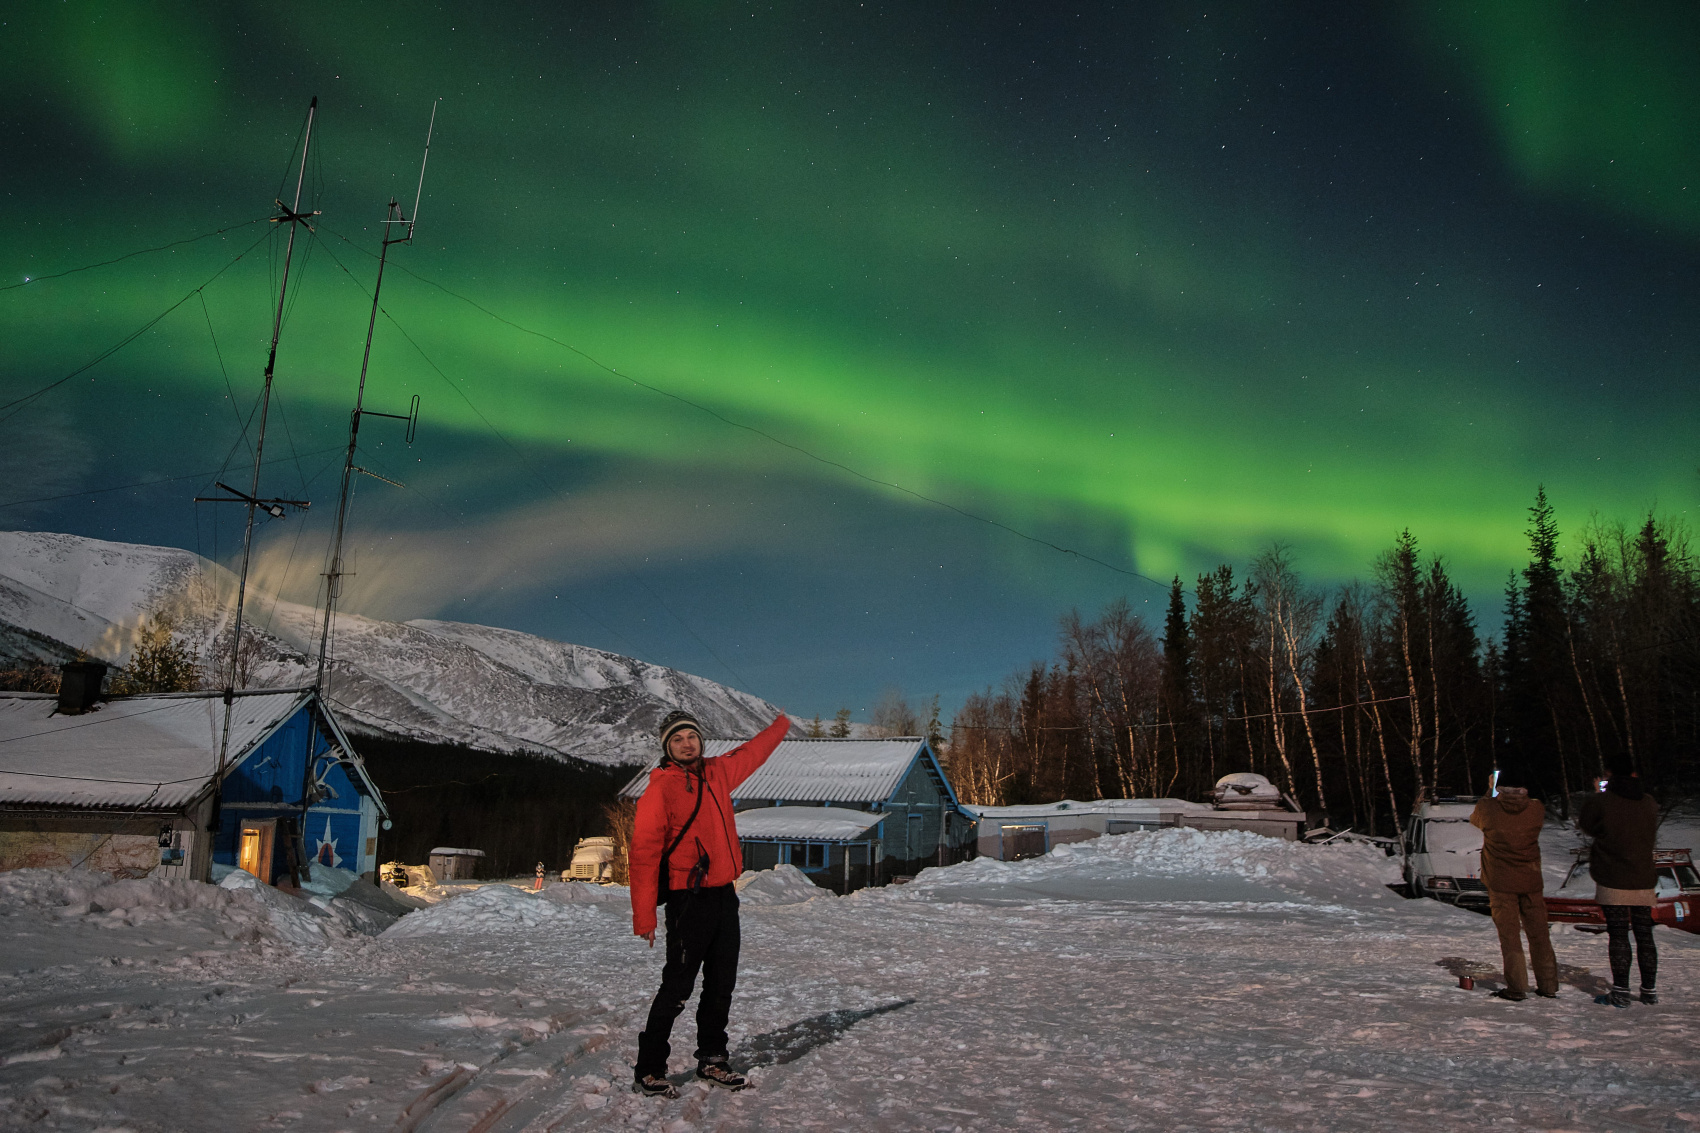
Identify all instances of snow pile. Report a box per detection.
[0,867,353,946]
[383,882,601,938]
[735,864,830,906]
[899,826,1400,904]
[542,881,624,905]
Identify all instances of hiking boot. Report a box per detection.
[633,1073,680,1098]
[1640,987,1659,1006]
[1489,988,1526,1002]
[1534,989,1559,999]
[1593,987,1631,1009]
[696,1061,748,1090]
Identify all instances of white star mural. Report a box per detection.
[314,815,343,869]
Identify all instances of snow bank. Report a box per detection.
[896,826,1400,904]
[382,882,601,938]
[0,867,355,946]
[543,880,624,904]
[735,863,829,905]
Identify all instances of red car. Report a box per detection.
[1545,848,1700,934]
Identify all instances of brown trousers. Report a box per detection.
[1489,890,1558,996]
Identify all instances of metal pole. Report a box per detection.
[210,96,319,835]
[315,199,400,690]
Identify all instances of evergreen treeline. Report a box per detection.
[946,490,1699,834]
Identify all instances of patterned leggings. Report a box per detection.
[1602,904,1656,991]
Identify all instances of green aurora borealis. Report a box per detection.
[2,3,1697,714]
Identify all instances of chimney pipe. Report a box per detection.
[57,661,108,715]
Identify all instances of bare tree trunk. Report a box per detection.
[1362,653,1403,839]
[1564,620,1607,775]
[1277,610,1327,811]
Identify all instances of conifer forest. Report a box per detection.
[946,490,1700,832]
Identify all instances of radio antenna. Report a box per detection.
[207,96,321,835]
[408,99,439,241]
[315,103,435,690]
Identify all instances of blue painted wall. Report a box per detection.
[212,701,378,883]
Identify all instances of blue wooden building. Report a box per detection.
[0,679,387,886]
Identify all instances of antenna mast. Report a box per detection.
[314,101,436,691]
[207,96,320,828]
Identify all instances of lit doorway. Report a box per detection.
[238,819,276,882]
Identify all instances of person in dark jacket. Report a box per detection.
[628,709,789,1097]
[1578,759,1660,1008]
[1470,785,1558,1001]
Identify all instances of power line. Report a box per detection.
[0,229,272,424]
[306,234,713,677]
[0,446,342,511]
[317,225,1169,594]
[0,216,271,294]
[948,695,1415,732]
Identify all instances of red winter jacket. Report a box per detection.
[629,714,789,936]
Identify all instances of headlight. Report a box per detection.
[1427,877,1457,891]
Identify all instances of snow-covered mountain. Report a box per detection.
[0,531,791,766]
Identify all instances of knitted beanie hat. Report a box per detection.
[658,709,703,754]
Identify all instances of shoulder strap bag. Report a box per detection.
[655,763,706,907]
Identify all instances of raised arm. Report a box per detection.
[709,714,791,793]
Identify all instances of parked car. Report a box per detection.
[1545,847,1700,935]
[1401,797,1489,912]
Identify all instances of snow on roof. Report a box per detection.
[964,798,1216,821]
[621,738,930,804]
[0,690,311,810]
[735,806,885,842]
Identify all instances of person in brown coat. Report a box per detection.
[1578,757,1660,1008]
[1470,786,1558,1001]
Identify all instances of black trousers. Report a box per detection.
[1602,904,1657,991]
[635,885,740,1077]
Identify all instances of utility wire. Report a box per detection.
[0,229,271,424]
[307,234,699,675]
[0,216,271,294]
[0,446,342,511]
[317,225,1169,594]
[948,695,1415,732]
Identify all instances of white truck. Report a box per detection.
[565,836,618,884]
[1401,797,1489,912]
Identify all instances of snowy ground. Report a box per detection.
[3,827,1699,1132]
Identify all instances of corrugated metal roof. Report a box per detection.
[0,691,311,810]
[621,738,929,804]
[735,806,884,842]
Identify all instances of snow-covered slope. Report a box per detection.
[0,531,789,765]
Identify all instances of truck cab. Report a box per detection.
[1402,797,1489,912]
[566,836,617,884]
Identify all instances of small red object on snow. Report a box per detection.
[1458,975,1474,990]
[534,861,545,891]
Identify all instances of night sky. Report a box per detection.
[2,3,1696,721]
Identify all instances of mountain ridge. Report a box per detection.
[0,530,792,766]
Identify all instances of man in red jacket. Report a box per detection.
[630,708,789,1097]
